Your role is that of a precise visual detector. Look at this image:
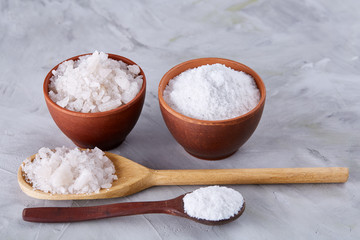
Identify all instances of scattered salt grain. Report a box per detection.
[22,147,118,194]
[49,51,143,113]
[163,63,260,120]
[183,186,244,221]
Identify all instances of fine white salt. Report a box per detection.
[163,63,260,120]
[183,186,244,221]
[22,147,118,194]
[49,51,143,113]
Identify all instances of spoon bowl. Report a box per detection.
[18,152,153,200]
[22,194,246,225]
[18,151,349,200]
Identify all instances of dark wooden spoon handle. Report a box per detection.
[23,196,184,223]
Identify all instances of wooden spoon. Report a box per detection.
[22,194,245,225]
[18,152,349,200]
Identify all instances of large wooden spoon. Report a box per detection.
[22,194,245,225]
[18,152,349,200]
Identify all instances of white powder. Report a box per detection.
[49,51,143,113]
[22,147,118,194]
[163,63,260,120]
[183,186,244,221]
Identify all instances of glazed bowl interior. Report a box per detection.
[158,58,265,160]
[43,53,146,150]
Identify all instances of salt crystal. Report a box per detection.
[183,186,244,221]
[163,63,260,120]
[49,51,143,113]
[22,147,118,194]
[127,65,140,75]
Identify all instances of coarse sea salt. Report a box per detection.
[163,63,260,120]
[49,51,143,113]
[22,147,118,194]
[183,186,244,221]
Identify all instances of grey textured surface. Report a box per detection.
[0,0,359,239]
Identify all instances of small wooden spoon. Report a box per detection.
[22,194,246,225]
[18,152,349,200]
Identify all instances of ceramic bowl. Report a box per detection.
[158,58,266,160]
[43,53,146,150]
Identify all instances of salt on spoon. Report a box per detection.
[21,147,117,195]
[22,186,246,225]
[18,150,349,200]
[183,186,244,221]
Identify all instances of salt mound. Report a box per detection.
[49,51,143,113]
[22,147,118,194]
[163,63,260,120]
[183,186,244,221]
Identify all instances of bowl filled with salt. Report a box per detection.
[43,51,146,150]
[158,58,266,160]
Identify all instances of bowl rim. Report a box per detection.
[43,53,146,118]
[158,57,266,125]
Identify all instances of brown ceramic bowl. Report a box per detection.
[158,58,266,160]
[43,53,146,150]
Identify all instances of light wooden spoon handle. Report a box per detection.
[151,167,348,185]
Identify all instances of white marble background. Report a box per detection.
[1,0,359,239]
